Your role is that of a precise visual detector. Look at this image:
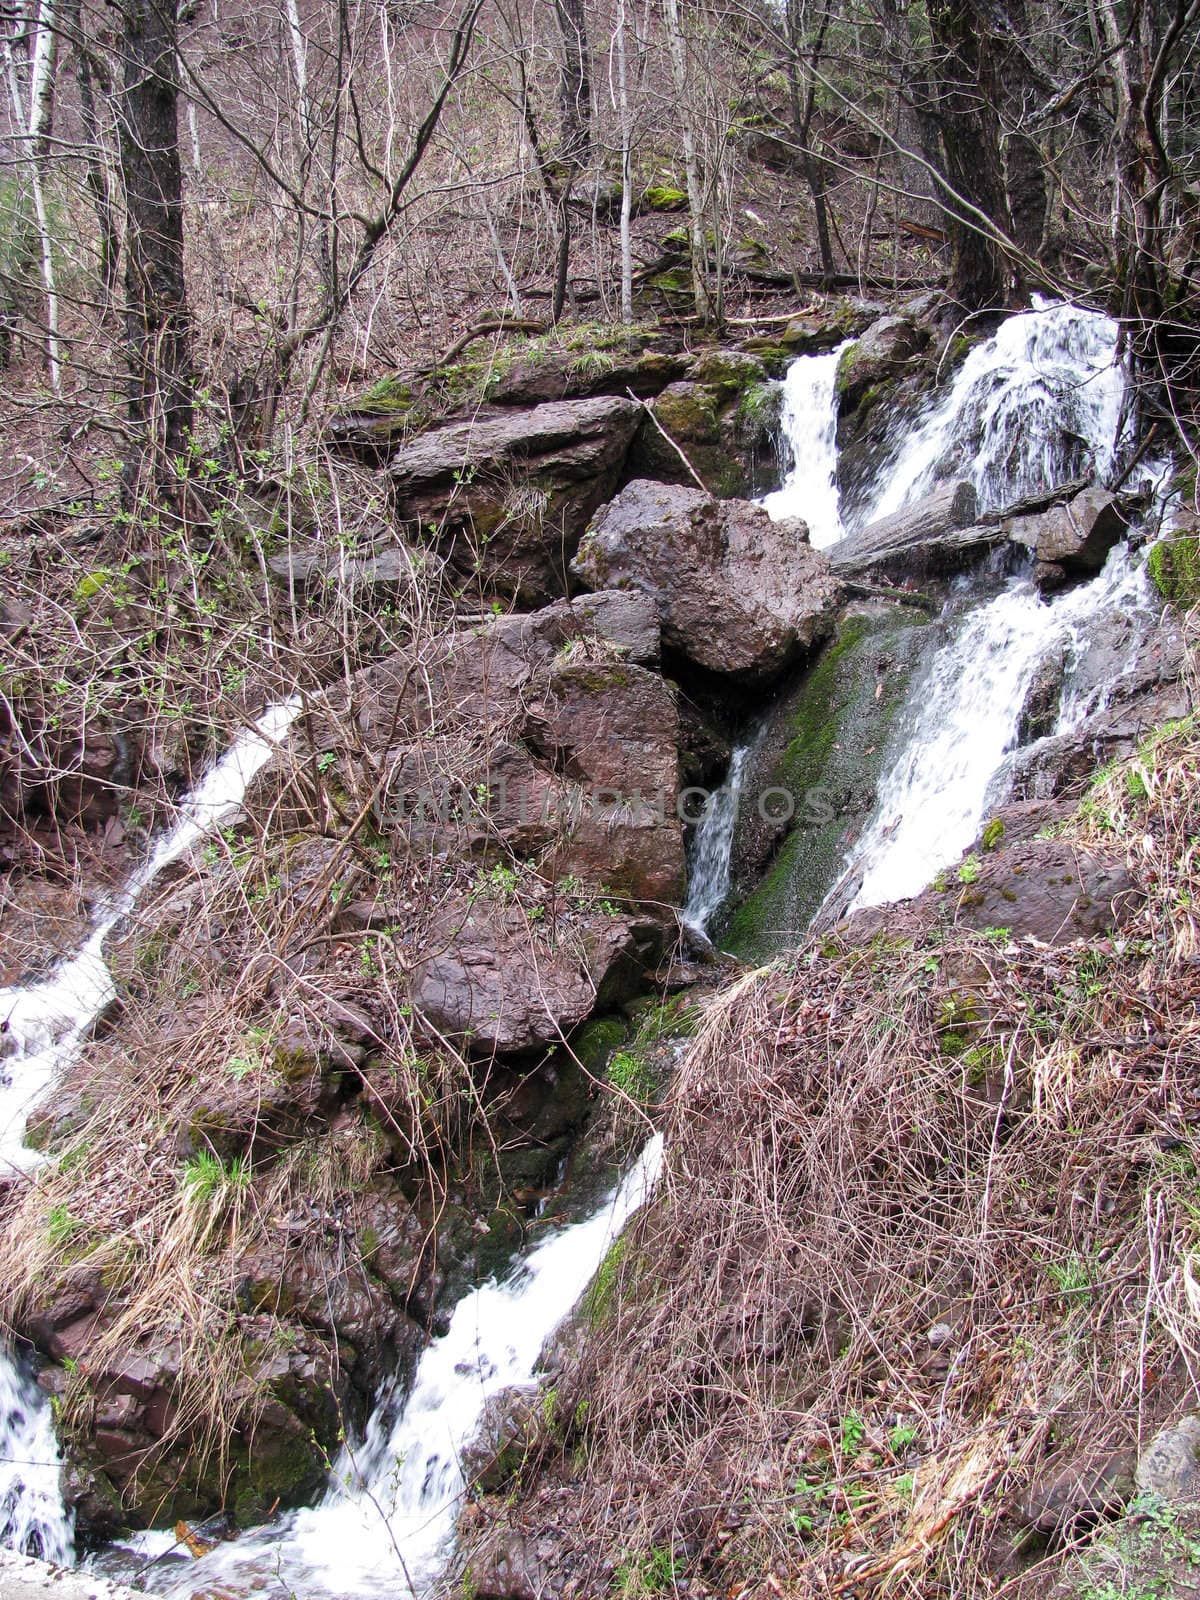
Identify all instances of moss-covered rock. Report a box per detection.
[572,1014,631,1074]
[640,185,688,212]
[721,603,933,960]
[1148,526,1200,607]
[628,364,782,499]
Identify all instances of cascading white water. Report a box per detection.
[681,742,753,934]
[0,698,303,1562]
[845,544,1150,910]
[761,343,851,547]
[865,299,1127,520]
[131,1137,664,1598]
[0,1358,72,1564]
[2,698,302,1174]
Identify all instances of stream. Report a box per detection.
[684,298,1159,938]
[0,298,1169,1593]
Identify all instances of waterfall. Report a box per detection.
[0,698,303,1562]
[760,342,850,548]
[681,742,753,935]
[131,1137,664,1598]
[864,300,1126,521]
[843,545,1151,911]
[0,1358,71,1564]
[826,302,1152,912]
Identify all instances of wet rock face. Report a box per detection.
[835,314,932,414]
[33,1305,349,1538]
[626,351,782,499]
[840,831,1143,946]
[1004,487,1131,588]
[722,601,934,960]
[1007,605,1191,802]
[948,839,1143,940]
[572,479,844,686]
[827,480,986,582]
[385,396,643,605]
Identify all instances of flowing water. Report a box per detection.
[0,699,304,1561]
[843,544,1152,911]
[0,300,1168,1593]
[128,1137,664,1598]
[760,342,850,547]
[682,741,754,934]
[829,301,1154,910]
[863,298,1128,521]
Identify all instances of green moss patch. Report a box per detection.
[1148,534,1200,607]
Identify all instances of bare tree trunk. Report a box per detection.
[615,0,633,322]
[64,0,120,306]
[551,0,590,321]
[663,0,709,322]
[119,0,193,490]
[3,0,62,393]
[926,0,1012,309]
[785,0,836,285]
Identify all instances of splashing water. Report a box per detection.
[133,1137,664,1598]
[0,698,303,1563]
[681,742,753,935]
[865,300,1127,521]
[761,343,851,547]
[0,1359,72,1564]
[843,544,1152,912]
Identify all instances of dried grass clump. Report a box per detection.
[533,711,1200,1597]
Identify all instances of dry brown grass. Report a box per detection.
[500,691,1200,1597]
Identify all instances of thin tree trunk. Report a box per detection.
[119,0,193,489]
[4,0,62,393]
[551,0,590,321]
[65,0,120,306]
[615,0,633,322]
[785,0,835,285]
[663,0,709,322]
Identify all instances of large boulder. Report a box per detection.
[572,480,843,686]
[626,351,782,497]
[385,396,643,605]
[1004,487,1131,588]
[301,595,685,1055]
[835,314,932,414]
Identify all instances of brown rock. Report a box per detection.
[412,902,658,1055]
[828,481,987,581]
[386,396,643,604]
[464,1523,550,1600]
[1005,488,1131,581]
[573,479,843,685]
[1019,1447,1135,1533]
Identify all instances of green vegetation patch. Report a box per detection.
[1148,533,1200,607]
